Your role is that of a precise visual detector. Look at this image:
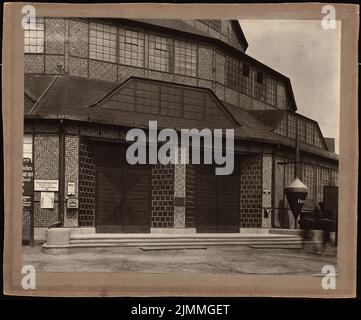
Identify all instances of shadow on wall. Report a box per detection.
[277,199,290,229]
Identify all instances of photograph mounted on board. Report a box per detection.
[3,3,358,297]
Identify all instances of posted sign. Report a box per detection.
[34,180,59,192]
[22,158,34,208]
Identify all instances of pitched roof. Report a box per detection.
[24,74,337,161]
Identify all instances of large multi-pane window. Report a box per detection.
[184,89,204,121]
[118,27,145,67]
[225,56,240,91]
[107,79,228,124]
[240,63,252,95]
[160,85,183,117]
[254,71,265,101]
[226,57,252,95]
[306,121,314,145]
[274,115,287,136]
[297,118,306,142]
[317,167,330,203]
[330,169,338,186]
[174,40,197,77]
[24,17,44,53]
[135,81,160,114]
[288,115,297,139]
[89,22,117,62]
[314,129,323,148]
[149,34,171,72]
[265,76,277,106]
[302,163,315,201]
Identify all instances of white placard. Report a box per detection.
[34,180,59,191]
[40,192,54,209]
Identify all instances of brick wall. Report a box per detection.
[33,131,60,227]
[185,165,196,228]
[240,155,263,228]
[151,164,174,228]
[78,139,95,227]
[64,135,79,227]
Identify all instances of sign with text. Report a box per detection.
[34,180,59,192]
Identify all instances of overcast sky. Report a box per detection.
[240,20,341,153]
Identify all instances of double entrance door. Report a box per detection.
[196,162,240,233]
[95,142,151,233]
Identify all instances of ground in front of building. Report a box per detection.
[22,245,336,274]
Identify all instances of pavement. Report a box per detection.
[22,244,337,274]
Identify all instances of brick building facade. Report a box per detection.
[23,18,338,239]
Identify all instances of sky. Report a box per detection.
[240,20,341,154]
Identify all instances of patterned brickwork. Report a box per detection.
[69,19,89,58]
[64,135,79,227]
[78,139,95,226]
[151,164,174,228]
[185,165,196,228]
[34,133,59,179]
[45,18,65,54]
[240,155,263,228]
[34,202,59,227]
[262,154,273,228]
[45,55,65,74]
[33,132,59,227]
[24,54,44,73]
[89,60,117,81]
[69,57,88,77]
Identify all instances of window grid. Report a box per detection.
[118,27,145,68]
[302,163,315,201]
[254,71,265,101]
[174,39,197,77]
[240,64,252,96]
[288,115,297,139]
[317,167,330,203]
[135,81,160,114]
[330,169,338,186]
[160,86,183,117]
[297,119,306,142]
[184,89,205,121]
[205,95,225,123]
[265,76,277,106]
[24,17,45,53]
[89,22,117,63]
[306,121,314,145]
[149,34,171,72]
[225,56,240,91]
[314,129,323,148]
[274,115,288,136]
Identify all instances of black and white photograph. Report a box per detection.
[3,3,358,297]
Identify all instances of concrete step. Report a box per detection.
[140,246,208,251]
[70,236,301,244]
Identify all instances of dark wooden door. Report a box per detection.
[95,142,151,233]
[196,163,240,233]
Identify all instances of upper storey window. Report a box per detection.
[226,56,251,96]
[174,40,197,77]
[274,114,327,150]
[24,17,44,53]
[89,22,117,63]
[118,27,145,68]
[149,35,171,72]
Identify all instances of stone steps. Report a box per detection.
[42,231,311,252]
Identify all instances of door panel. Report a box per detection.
[96,167,123,233]
[94,142,151,233]
[196,174,217,233]
[196,163,240,233]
